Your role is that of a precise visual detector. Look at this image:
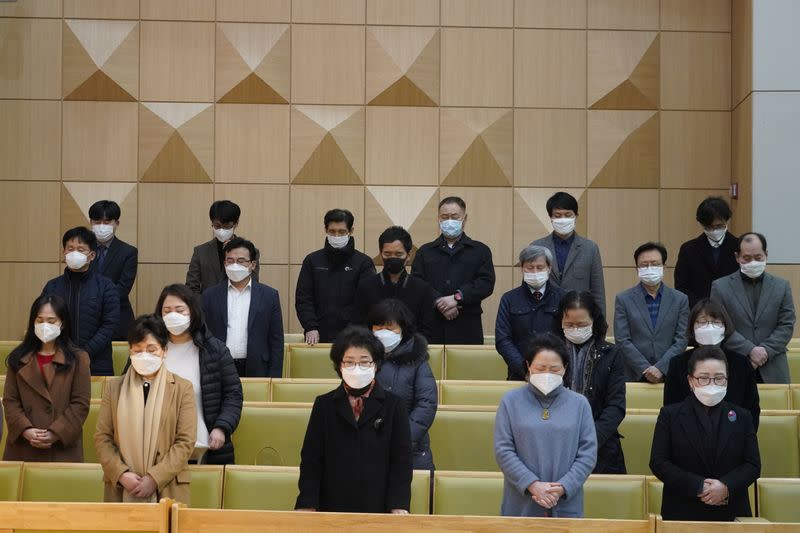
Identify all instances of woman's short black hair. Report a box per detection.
[88,200,121,221]
[378,226,412,253]
[367,299,417,339]
[209,200,241,224]
[6,294,80,372]
[633,241,667,265]
[546,191,579,216]
[687,344,728,375]
[62,226,98,252]
[223,237,257,261]
[557,291,608,342]
[128,314,169,348]
[324,208,355,230]
[687,298,734,345]
[523,333,569,368]
[154,284,205,341]
[329,326,385,377]
[696,196,732,226]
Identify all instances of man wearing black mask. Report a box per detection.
[295,209,376,344]
[353,226,437,341]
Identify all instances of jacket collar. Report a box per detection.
[333,381,387,428]
[18,349,68,402]
[434,233,475,249]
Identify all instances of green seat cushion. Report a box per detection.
[618,412,658,475]
[241,379,270,403]
[232,405,312,466]
[758,479,800,522]
[0,462,22,501]
[112,343,129,376]
[271,380,337,403]
[758,414,800,477]
[584,476,646,519]
[21,464,104,502]
[429,409,496,471]
[427,345,444,380]
[223,466,299,510]
[626,384,664,410]
[444,347,506,381]
[440,381,521,406]
[187,465,224,509]
[285,346,336,379]
[433,473,502,516]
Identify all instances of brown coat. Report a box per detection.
[94,370,196,505]
[2,349,91,462]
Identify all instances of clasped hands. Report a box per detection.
[119,472,158,499]
[528,481,565,509]
[642,366,664,383]
[22,428,57,449]
[698,479,729,506]
[436,295,459,321]
[748,346,768,369]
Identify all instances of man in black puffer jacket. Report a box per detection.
[42,227,119,376]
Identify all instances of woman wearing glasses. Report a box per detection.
[650,345,760,521]
[663,299,760,428]
[295,326,412,514]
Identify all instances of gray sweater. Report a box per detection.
[494,384,597,517]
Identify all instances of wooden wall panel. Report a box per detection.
[292,0,365,24]
[0,182,61,261]
[514,109,586,188]
[0,100,61,180]
[731,94,753,235]
[439,187,513,266]
[61,182,138,246]
[441,28,512,108]
[661,32,731,111]
[216,0,291,22]
[141,0,215,21]
[0,263,60,339]
[661,0,731,32]
[588,0,659,30]
[136,263,191,318]
[732,0,753,107]
[0,0,61,18]
[364,185,439,263]
[0,18,61,99]
[513,187,588,265]
[63,0,139,19]
[367,0,440,25]
[515,0,586,29]
[659,189,730,261]
[366,107,439,185]
[515,29,586,108]
[441,0,514,28]
[660,111,731,189]
[587,188,659,268]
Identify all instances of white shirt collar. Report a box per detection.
[228,278,252,292]
[707,233,725,248]
[528,282,547,296]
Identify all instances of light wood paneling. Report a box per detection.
[587,188,659,267]
[214,184,290,264]
[260,264,290,330]
[660,111,731,189]
[515,109,586,187]
[291,25,365,105]
[0,263,60,340]
[61,182,138,246]
[732,0,752,107]
[441,28,513,107]
[588,0,659,30]
[441,0,513,28]
[0,100,60,180]
[0,182,61,261]
[136,263,192,318]
[661,32,731,111]
[62,101,138,181]
[292,0,365,24]
[291,105,365,184]
[364,185,439,263]
[483,266,514,335]
[731,94,752,235]
[141,0,214,21]
[515,0,586,29]
[64,0,139,19]
[588,31,659,110]
[0,18,61,99]
[439,187,513,266]
[0,0,61,17]
[366,0,440,25]
[366,26,439,106]
[659,189,730,260]
[215,104,290,183]
[440,107,513,187]
[289,185,366,263]
[513,187,588,263]
[137,184,213,263]
[661,0,731,32]
[216,0,291,22]
[588,110,660,188]
[140,21,215,102]
[366,107,439,185]
[515,29,586,108]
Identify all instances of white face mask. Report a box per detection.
[638,266,663,286]
[327,235,350,249]
[374,329,402,353]
[551,217,576,236]
[130,352,164,377]
[92,224,114,243]
[529,372,563,396]
[740,260,766,279]
[694,324,726,346]
[523,271,549,290]
[34,322,61,344]
[213,227,235,243]
[704,227,726,243]
[163,312,191,335]
[564,325,593,345]
[65,250,89,270]
[692,384,727,407]
[439,219,463,239]
[341,365,375,389]
[225,263,251,283]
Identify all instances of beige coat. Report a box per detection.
[2,350,91,462]
[94,370,196,504]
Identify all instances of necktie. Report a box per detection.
[534,291,543,302]
[97,245,108,271]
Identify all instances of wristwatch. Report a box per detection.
[454,291,463,303]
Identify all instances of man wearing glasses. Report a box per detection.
[202,237,284,377]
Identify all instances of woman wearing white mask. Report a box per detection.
[557,291,626,474]
[296,326,412,513]
[95,315,196,504]
[650,346,760,521]
[155,284,242,465]
[663,299,760,428]
[494,334,597,518]
[3,295,90,462]
[369,299,437,470]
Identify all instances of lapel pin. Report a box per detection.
[727,410,737,422]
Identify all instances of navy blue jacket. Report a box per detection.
[90,237,137,340]
[495,281,565,380]
[202,280,284,377]
[42,269,120,376]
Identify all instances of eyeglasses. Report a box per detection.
[341,361,375,370]
[695,319,724,328]
[692,376,728,386]
[224,258,252,266]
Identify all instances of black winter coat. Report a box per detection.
[410,234,495,344]
[565,340,627,474]
[296,382,412,513]
[674,233,739,309]
[353,271,436,341]
[42,269,120,376]
[664,347,761,430]
[295,238,376,343]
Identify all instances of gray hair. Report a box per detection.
[519,244,552,266]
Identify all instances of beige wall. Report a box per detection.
[0,0,737,339]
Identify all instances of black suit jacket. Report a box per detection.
[186,238,260,294]
[296,382,412,513]
[201,280,284,377]
[650,398,760,521]
[674,232,739,309]
[90,238,137,340]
